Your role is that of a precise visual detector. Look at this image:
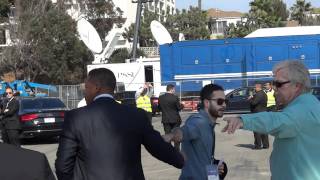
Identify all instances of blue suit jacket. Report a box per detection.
[55,97,184,180]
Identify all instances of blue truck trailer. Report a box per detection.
[159,34,320,91]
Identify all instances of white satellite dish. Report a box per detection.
[150,20,173,45]
[77,18,103,54]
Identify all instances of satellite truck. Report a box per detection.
[77,14,320,100]
[77,18,167,98]
[159,25,320,91]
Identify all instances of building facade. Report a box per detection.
[112,0,175,29]
[207,8,243,39]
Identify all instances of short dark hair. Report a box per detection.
[166,84,175,91]
[5,86,13,91]
[87,68,116,91]
[200,84,224,103]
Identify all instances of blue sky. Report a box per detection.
[176,0,320,12]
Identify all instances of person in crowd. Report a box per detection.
[0,143,55,180]
[163,84,227,180]
[135,82,153,99]
[1,87,21,146]
[248,82,268,149]
[55,68,184,180]
[159,84,183,151]
[223,60,320,180]
[136,87,153,121]
[264,82,276,111]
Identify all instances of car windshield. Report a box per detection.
[21,98,66,110]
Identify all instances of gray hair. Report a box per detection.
[272,60,311,93]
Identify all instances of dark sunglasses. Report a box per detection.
[273,80,291,88]
[207,98,229,105]
[5,92,13,95]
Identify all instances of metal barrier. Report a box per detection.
[39,84,83,110]
[42,74,320,110]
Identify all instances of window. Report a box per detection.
[21,98,66,110]
[211,21,227,34]
[233,89,247,97]
[217,21,227,34]
[0,30,5,45]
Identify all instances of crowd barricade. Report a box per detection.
[43,74,320,110]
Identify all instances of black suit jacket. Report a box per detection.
[1,97,21,129]
[159,93,182,124]
[0,143,55,180]
[55,97,184,180]
[249,90,267,113]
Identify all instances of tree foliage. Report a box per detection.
[290,0,313,25]
[0,0,11,23]
[63,0,124,40]
[0,0,93,84]
[226,0,288,38]
[303,15,320,25]
[225,23,252,38]
[165,7,210,41]
[109,48,145,64]
[123,6,210,46]
[122,9,159,47]
[312,8,320,14]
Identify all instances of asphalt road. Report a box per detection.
[22,112,273,180]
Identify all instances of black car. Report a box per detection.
[18,97,67,138]
[225,86,320,114]
[225,87,255,114]
[114,91,136,107]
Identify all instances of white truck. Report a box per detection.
[87,57,166,97]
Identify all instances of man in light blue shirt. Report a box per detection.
[223,60,320,180]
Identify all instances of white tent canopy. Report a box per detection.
[245,26,320,38]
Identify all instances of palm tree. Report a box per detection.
[290,0,312,25]
[249,0,283,28]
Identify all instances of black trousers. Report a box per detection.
[2,129,21,147]
[267,105,276,112]
[253,132,269,148]
[163,122,181,151]
[146,112,152,122]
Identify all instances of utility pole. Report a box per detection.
[131,0,153,62]
[198,0,201,10]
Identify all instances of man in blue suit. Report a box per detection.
[55,68,184,180]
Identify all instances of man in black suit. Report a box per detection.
[248,82,268,149]
[0,143,55,179]
[159,84,183,150]
[55,68,184,180]
[1,87,21,146]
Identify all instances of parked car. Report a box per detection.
[18,97,67,139]
[225,86,320,114]
[114,91,136,108]
[225,87,255,114]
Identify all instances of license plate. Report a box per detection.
[44,118,55,123]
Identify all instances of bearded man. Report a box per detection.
[163,84,228,180]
